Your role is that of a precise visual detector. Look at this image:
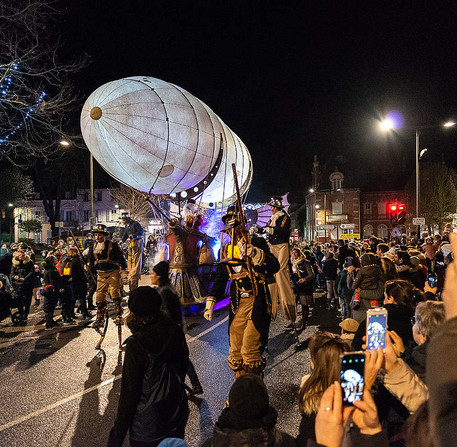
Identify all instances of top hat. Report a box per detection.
[93,224,109,235]
[266,196,284,208]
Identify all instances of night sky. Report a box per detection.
[60,1,457,202]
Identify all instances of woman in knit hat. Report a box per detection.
[203,374,296,447]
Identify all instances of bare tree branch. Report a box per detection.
[0,0,87,167]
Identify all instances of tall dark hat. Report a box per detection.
[93,224,109,235]
[266,196,284,208]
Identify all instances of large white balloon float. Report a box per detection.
[81,76,254,305]
[81,76,252,207]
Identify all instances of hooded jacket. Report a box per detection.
[108,312,189,447]
[351,254,385,291]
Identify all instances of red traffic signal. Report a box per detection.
[387,203,398,214]
[398,204,406,211]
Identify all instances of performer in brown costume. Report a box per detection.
[89,224,127,328]
[204,206,279,378]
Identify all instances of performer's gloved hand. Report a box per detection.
[265,227,274,235]
[203,297,216,321]
[246,244,265,266]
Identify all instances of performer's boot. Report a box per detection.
[113,298,123,325]
[228,357,244,380]
[92,302,106,328]
[243,358,266,378]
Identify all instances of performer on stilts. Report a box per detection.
[120,213,144,292]
[253,197,297,332]
[89,224,127,329]
[203,203,279,379]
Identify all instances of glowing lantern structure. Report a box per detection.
[81,76,253,207]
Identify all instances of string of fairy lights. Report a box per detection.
[0,62,46,145]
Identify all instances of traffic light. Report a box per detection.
[397,204,406,225]
[387,202,406,228]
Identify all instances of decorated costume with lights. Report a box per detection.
[89,225,127,327]
[204,206,280,377]
[120,213,144,291]
[255,197,296,325]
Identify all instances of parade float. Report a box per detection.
[81,76,255,305]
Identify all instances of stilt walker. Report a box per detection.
[203,165,280,379]
[120,213,144,292]
[89,224,127,349]
[253,197,297,332]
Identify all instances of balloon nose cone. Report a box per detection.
[90,106,102,120]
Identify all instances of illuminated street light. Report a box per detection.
[378,113,456,231]
[419,148,428,159]
[309,188,315,193]
[8,203,13,207]
[59,140,70,146]
[114,204,119,209]
[379,118,395,131]
[315,204,320,209]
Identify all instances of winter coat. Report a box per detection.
[68,257,88,288]
[10,255,34,290]
[107,312,189,447]
[338,269,353,300]
[351,265,385,291]
[409,265,426,290]
[427,316,457,447]
[352,304,415,351]
[322,258,338,281]
[292,257,315,294]
[383,359,429,414]
[156,281,183,327]
[0,253,13,276]
[337,245,355,269]
[402,342,427,384]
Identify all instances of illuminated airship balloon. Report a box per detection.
[81,76,252,206]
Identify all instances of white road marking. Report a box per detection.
[0,315,228,432]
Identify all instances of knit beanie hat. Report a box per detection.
[228,374,269,420]
[153,261,169,279]
[128,286,162,317]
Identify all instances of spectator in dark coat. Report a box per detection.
[151,260,203,396]
[10,249,35,322]
[67,247,91,319]
[336,239,355,270]
[42,255,61,328]
[323,252,339,308]
[108,286,189,447]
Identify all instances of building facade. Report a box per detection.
[13,188,127,243]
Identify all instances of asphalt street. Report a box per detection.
[0,292,340,447]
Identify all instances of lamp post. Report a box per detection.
[8,203,14,243]
[379,118,455,237]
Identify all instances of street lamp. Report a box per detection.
[379,118,455,221]
[7,203,14,243]
[59,139,71,146]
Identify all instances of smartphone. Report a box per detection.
[428,274,437,288]
[340,352,365,405]
[366,307,388,350]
